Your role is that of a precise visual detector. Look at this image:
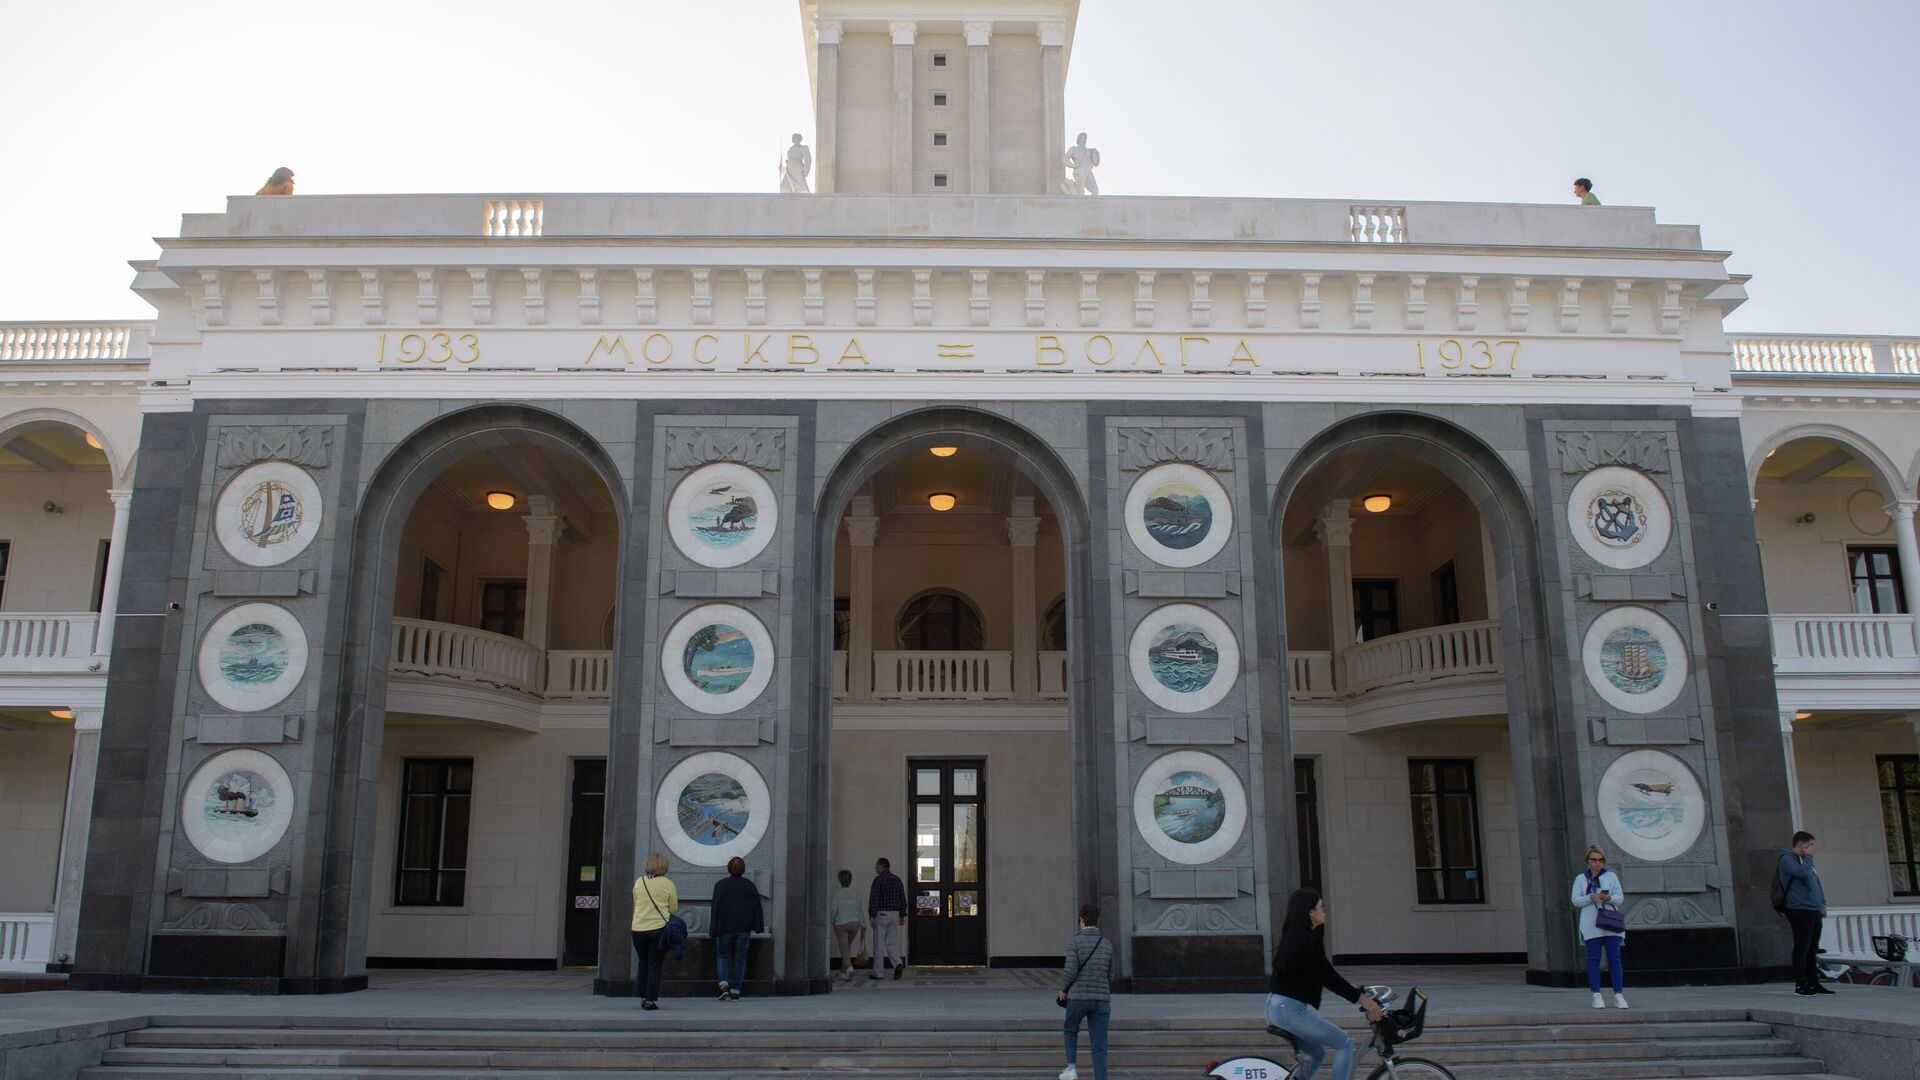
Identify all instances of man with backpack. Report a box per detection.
[1776,831,1831,996]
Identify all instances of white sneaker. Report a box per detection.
[1591,992,1606,1009]
[1613,993,1629,1009]
[1059,1067,1079,1080]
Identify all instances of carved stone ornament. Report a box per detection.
[663,428,786,472]
[1556,431,1668,475]
[216,426,334,470]
[1623,895,1718,927]
[164,902,282,933]
[1140,902,1255,933]
[1114,427,1235,473]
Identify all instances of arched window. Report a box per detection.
[895,590,985,651]
[1041,595,1068,651]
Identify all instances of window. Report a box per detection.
[1880,755,1920,896]
[1041,595,1068,651]
[1850,546,1906,615]
[1353,579,1401,643]
[0,540,9,606]
[479,578,527,638]
[395,758,473,906]
[1408,759,1484,904]
[833,597,851,651]
[91,539,111,613]
[419,557,447,621]
[1432,560,1459,626]
[932,131,948,147]
[931,91,948,107]
[932,173,949,188]
[931,51,948,68]
[896,590,984,650]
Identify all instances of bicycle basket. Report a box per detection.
[1873,934,1909,962]
[1379,987,1429,1046]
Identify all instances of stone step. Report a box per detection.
[76,1061,1838,1080]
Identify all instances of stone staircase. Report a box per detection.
[77,1010,1843,1079]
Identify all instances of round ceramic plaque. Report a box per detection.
[179,749,295,864]
[214,461,323,567]
[1132,750,1248,865]
[1582,606,1688,714]
[1124,464,1233,568]
[667,463,778,569]
[196,602,309,713]
[661,604,774,714]
[1596,749,1707,862]
[1128,603,1239,713]
[655,751,771,866]
[1566,467,1671,570]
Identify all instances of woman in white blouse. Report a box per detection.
[1571,844,1627,1009]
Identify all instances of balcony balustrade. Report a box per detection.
[1288,651,1337,700]
[0,320,149,363]
[1038,650,1068,700]
[1731,334,1920,377]
[0,613,100,673]
[390,618,541,696]
[1340,620,1503,695]
[872,650,1012,701]
[545,650,611,698]
[1770,613,1920,676]
[0,913,53,973]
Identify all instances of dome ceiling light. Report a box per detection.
[1363,494,1392,513]
[51,708,74,719]
[485,491,517,510]
[83,432,103,449]
[928,492,957,512]
[929,446,958,458]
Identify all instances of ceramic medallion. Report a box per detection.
[667,463,778,568]
[1128,604,1239,713]
[214,461,323,567]
[1124,463,1233,568]
[1566,467,1671,570]
[660,604,774,714]
[1132,750,1248,865]
[655,751,771,865]
[180,749,295,864]
[1581,605,1688,714]
[196,602,309,713]
[1596,749,1707,862]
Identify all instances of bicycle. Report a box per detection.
[1204,985,1457,1080]
[1815,933,1911,988]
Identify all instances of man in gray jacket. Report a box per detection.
[1057,903,1113,1080]
[1780,830,1830,996]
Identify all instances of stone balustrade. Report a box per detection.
[872,649,1012,700]
[0,913,53,974]
[1038,649,1067,699]
[390,617,540,696]
[1288,651,1337,699]
[0,321,151,362]
[0,613,100,673]
[544,650,610,698]
[1731,334,1920,376]
[1770,613,1920,675]
[1341,619,1503,695]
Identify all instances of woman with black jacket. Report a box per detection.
[1266,888,1384,1080]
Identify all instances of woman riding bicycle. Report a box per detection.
[1268,888,1385,1080]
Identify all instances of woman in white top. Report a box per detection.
[829,869,866,980]
[1571,844,1627,1009]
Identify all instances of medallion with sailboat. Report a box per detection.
[180,749,295,864]
[1128,603,1239,712]
[1581,605,1688,714]
[214,461,323,567]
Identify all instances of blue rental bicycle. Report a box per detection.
[1204,985,1456,1080]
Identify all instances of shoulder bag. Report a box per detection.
[1586,872,1626,934]
[641,876,689,960]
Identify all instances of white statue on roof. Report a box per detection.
[1063,132,1100,196]
[780,134,812,194]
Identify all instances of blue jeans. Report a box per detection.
[1266,993,1355,1080]
[1062,999,1110,1080]
[715,931,749,989]
[1585,934,1623,993]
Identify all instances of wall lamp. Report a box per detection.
[1795,512,1816,526]
[485,491,517,511]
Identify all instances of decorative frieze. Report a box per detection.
[1140,902,1255,932]
[216,425,334,470]
[1555,431,1669,474]
[663,427,787,471]
[1113,426,1234,472]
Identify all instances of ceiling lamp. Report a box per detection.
[83,432,103,450]
[51,708,74,720]
[485,491,517,511]
[929,446,958,458]
[1362,494,1392,513]
[1793,710,1813,721]
[928,492,957,512]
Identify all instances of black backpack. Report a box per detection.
[1769,859,1788,915]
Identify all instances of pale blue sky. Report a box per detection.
[2,0,1914,332]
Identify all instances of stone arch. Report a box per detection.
[0,405,129,488]
[308,403,631,989]
[1745,422,1904,503]
[793,405,1103,986]
[1266,410,1580,977]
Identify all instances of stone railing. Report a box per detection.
[1349,205,1406,243]
[1342,619,1502,695]
[1819,905,1920,964]
[1288,651,1337,699]
[1731,335,1920,377]
[545,650,611,699]
[484,199,544,238]
[872,650,1012,701]
[0,613,101,673]
[390,618,540,695]
[1038,650,1067,699]
[0,321,150,362]
[1771,613,1920,675]
[0,913,53,974]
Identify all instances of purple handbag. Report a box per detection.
[1586,873,1627,933]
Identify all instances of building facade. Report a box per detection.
[2,2,1915,996]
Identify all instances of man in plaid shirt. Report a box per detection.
[868,858,908,980]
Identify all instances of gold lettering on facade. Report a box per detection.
[937,342,975,359]
[642,332,673,365]
[1414,338,1520,371]
[692,334,719,365]
[584,335,633,366]
[787,334,819,365]
[1228,339,1258,366]
[1085,334,1116,366]
[1132,338,1166,368]
[838,337,870,364]
[1178,335,1210,368]
[743,334,771,365]
[1035,335,1068,366]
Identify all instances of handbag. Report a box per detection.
[641,876,689,960]
[1586,872,1627,934]
[1057,935,1109,1008]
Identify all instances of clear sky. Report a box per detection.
[2,0,1914,332]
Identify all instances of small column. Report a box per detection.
[1780,708,1804,829]
[890,19,918,194]
[965,20,992,194]
[1887,499,1920,616]
[1317,505,1356,687]
[846,497,879,701]
[91,488,133,656]
[50,707,103,969]
[523,496,566,690]
[1007,497,1042,700]
[814,19,841,193]
[1039,21,1067,195]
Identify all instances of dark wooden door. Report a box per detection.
[906,760,986,966]
[562,759,606,966]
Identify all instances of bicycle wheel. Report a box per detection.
[1368,1057,1458,1079]
[1869,969,1899,987]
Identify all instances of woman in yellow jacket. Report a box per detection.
[632,852,678,1009]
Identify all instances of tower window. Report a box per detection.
[933,173,949,188]
[932,52,948,68]
[932,92,948,108]
[933,131,948,147]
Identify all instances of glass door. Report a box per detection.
[906,759,986,966]
[562,759,606,966]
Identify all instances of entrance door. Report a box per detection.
[562,759,606,966]
[906,760,986,966]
